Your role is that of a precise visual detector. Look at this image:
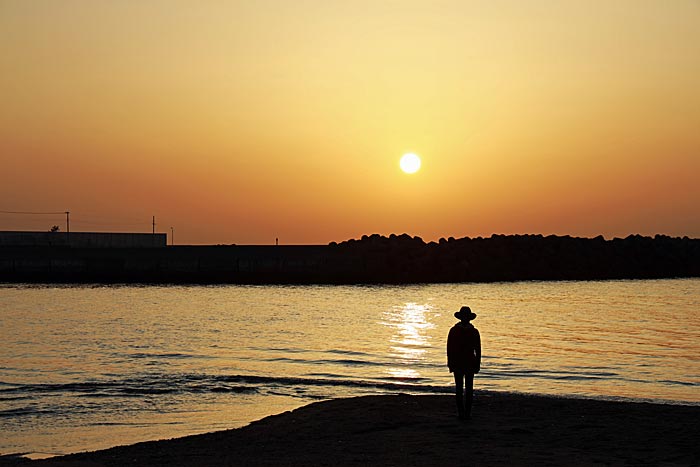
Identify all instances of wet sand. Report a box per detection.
[4,392,699,466]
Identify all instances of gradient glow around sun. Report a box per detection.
[400,153,421,174]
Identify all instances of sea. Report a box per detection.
[1,279,698,458]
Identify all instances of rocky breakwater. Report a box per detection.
[0,234,697,284]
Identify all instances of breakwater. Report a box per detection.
[0,234,697,284]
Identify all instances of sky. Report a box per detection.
[1,0,699,244]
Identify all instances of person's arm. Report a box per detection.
[446,328,454,369]
[475,330,481,373]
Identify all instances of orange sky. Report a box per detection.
[1,1,699,244]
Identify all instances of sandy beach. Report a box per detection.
[3,392,698,466]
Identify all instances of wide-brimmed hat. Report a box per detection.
[454,306,476,321]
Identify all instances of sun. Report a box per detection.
[400,153,421,174]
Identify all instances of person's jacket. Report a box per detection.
[446,322,481,373]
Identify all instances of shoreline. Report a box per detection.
[3,392,698,466]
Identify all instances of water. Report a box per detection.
[1,279,698,457]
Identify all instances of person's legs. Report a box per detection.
[464,371,474,418]
[453,372,465,418]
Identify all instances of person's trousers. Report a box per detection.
[453,371,475,418]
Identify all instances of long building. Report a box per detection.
[0,231,167,248]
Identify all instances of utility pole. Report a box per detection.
[65,211,70,233]
[170,227,174,246]
[152,216,156,234]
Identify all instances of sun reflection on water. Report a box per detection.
[381,302,436,380]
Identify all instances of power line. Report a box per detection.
[1,210,166,234]
[71,219,151,227]
[0,210,66,215]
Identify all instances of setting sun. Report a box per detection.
[400,153,421,174]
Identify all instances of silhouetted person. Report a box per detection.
[447,306,481,420]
